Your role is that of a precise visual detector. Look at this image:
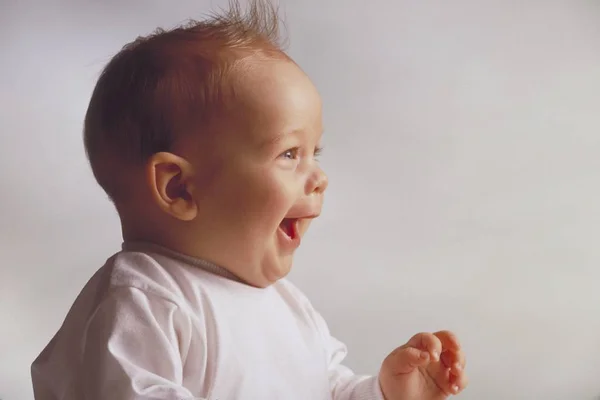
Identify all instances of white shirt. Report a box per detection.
[31,242,384,400]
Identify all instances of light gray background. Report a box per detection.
[2,1,600,399]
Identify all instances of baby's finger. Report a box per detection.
[433,330,461,352]
[386,346,432,374]
[448,369,469,395]
[406,332,442,362]
[441,349,466,372]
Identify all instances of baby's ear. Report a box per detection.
[146,152,198,221]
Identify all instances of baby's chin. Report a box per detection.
[258,254,295,287]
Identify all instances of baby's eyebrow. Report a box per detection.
[260,129,300,149]
[259,128,324,149]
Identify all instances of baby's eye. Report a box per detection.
[280,148,299,160]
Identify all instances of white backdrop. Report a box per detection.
[2,1,600,399]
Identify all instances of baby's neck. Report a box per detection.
[122,240,246,284]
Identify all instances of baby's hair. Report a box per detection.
[83,0,287,202]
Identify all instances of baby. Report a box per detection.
[31,1,468,399]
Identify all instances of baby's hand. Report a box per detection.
[378,331,468,400]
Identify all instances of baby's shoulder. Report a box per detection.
[85,249,219,316]
[101,250,188,303]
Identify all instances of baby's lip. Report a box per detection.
[285,200,322,221]
[284,211,321,220]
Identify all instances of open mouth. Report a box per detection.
[278,218,299,240]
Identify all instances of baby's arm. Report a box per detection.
[280,280,466,400]
[279,280,384,399]
[79,287,199,400]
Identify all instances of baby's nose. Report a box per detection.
[306,166,328,195]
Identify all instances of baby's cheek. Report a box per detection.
[259,178,297,210]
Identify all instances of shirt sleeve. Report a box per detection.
[312,310,386,400]
[79,286,201,400]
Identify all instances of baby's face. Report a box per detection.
[180,58,327,286]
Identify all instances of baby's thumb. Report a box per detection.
[384,346,430,375]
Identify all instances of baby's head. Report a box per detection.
[83,0,327,287]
